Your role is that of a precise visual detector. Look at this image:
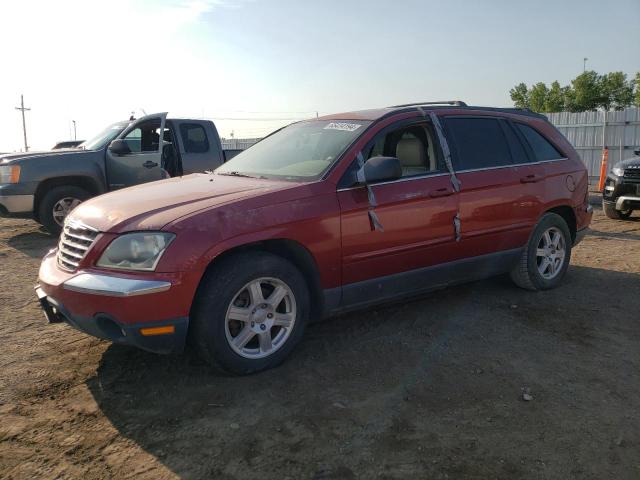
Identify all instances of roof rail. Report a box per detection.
[388,100,468,108]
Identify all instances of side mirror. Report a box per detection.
[634,148,640,157]
[108,139,131,155]
[356,156,402,184]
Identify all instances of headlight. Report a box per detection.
[96,232,175,271]
[0,165,21,184]
[611,165,624,177]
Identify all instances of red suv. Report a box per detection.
[36,101,592,374]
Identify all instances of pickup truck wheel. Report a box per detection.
[603,200,632,220]
[191,251,309,375]
[510,213,572,291]
[38,186,90,235]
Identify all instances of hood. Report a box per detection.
[613,153,640,170]
[68,173,300,233]
[0,148,91,164]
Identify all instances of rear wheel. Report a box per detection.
[38,186,91,235]
[603,200,632,220]
[510,213,572,291]
[190,251,309,375]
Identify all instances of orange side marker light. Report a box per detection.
[140,325,175,336]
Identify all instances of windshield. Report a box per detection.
[79,122,129,150]
[216,120,371,181]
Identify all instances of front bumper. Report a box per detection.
[37,250,195,354]
[614,195,640,211]
[0,194,34,217]
[35,286,188,354]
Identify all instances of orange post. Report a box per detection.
[597,147,609,192]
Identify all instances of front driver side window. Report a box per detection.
[123,119,161,153]
[366,123,440,177]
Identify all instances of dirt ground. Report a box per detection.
[1,207,639,480]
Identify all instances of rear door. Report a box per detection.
[338,118,459,295]
[105,113,167,189]
[175,120,224,173]
[443,115,540,257]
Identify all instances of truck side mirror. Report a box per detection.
[108,139,131,155]
[356,156,402,184]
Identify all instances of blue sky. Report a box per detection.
[1,0,639,151]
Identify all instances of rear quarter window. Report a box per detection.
[445,117,512,170]
[180,123,210,153]
[515,123,563,161]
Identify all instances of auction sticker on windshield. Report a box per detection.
[324,122,362,132]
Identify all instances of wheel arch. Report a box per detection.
[33,176,102,221]
[544,205,576,243]
[194,238,325,322]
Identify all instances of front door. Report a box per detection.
[337,119,459,303]
[105,113,167,190]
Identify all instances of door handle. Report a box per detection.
[429,187,454,198]
[143,161,158,168]
[520,174,543,183]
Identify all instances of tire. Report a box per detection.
[190,251,310,375]
[510,213,572,291]
[603,200,632,220]
[38,185,91,235]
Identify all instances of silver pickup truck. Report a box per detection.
[0,112,242,234]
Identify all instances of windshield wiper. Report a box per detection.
[217,171,259,179]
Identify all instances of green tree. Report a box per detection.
[633,72,640,107]
[599,72,634,110]
[509,82,529,109]
[543,81,567,112]
[529,82,549,112]
[568,71,602,111]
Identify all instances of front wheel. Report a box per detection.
[510,213,572,291]
[38,185,91,235]
[190,251,310,375]
[603,200,632,220]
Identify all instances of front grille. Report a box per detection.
[623,168,640,183]
[57,220,99,271]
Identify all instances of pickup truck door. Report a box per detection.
[105,113,167,190]
[174,120,224,174]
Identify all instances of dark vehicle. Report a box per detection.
[0,113,241,234]
[602,148,640,219]
[36,101,592,375]
[52,140,84,150]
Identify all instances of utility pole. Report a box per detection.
[583,57,588,73]
[14,94,30,152]
[72,120,77,140]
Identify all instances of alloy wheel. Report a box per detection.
[224,277,297,359]
[536,227,566,280]
[52,197,82,226]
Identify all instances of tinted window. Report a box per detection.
[180,123,209,153]
[503,122,530,164]
[446,118,512,169]
[515,124,562,161]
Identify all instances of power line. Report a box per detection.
[14,94,30,152]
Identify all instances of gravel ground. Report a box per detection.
[1,207,639,479]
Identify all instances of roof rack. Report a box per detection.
[388,100,468,108]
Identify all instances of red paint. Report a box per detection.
[38,107,592,327]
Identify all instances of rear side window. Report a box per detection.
[445,117,512,170]
[180,123,209,153]
[515,124,562,161]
